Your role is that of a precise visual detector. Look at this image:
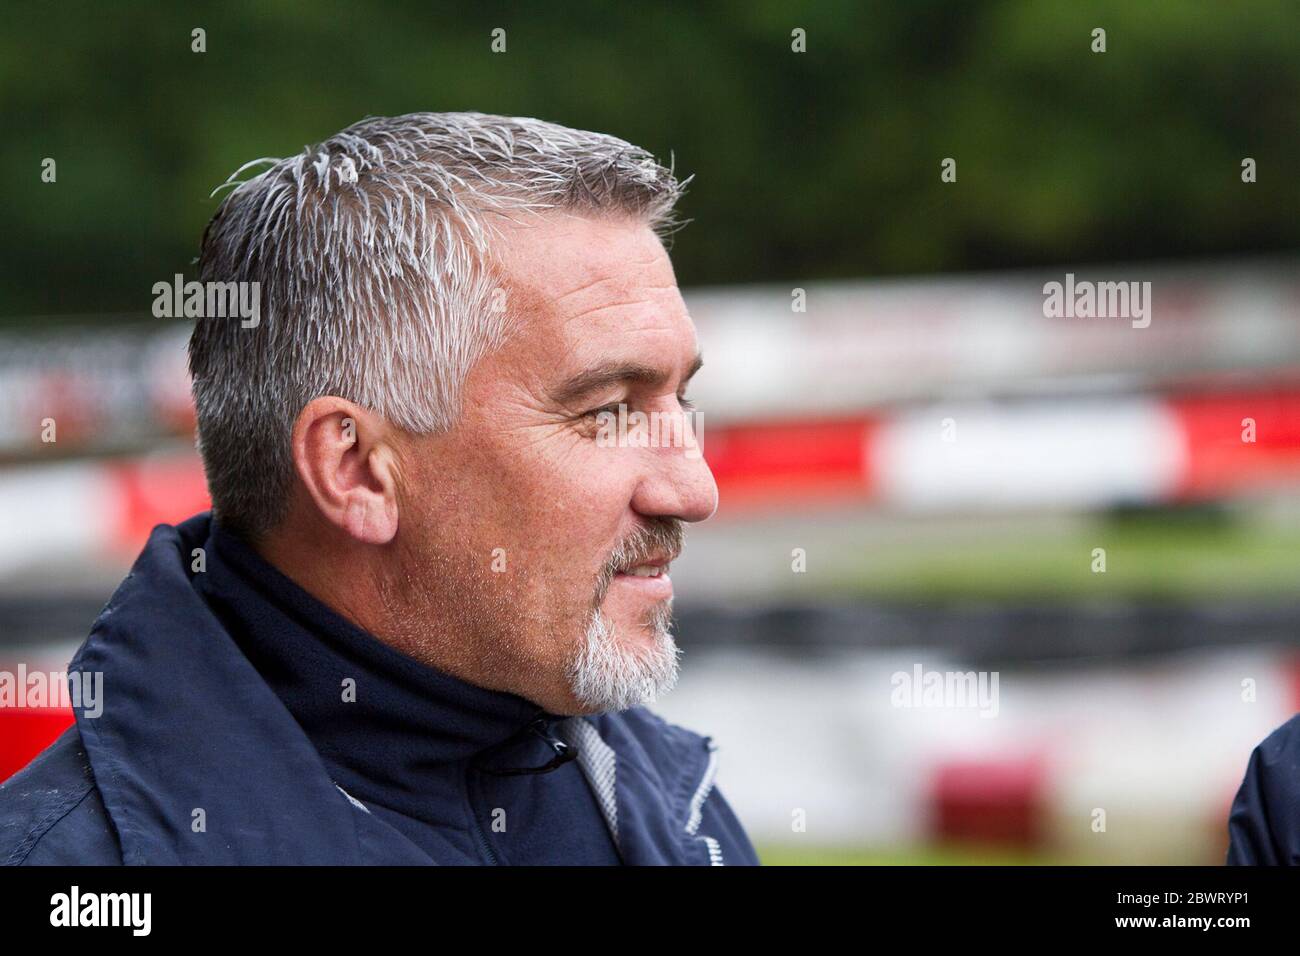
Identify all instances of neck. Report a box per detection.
[251,513,580,712]
[195,517,564,822]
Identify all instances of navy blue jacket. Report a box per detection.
[0,512,760,866]
[1226,713,1300,865]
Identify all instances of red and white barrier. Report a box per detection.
[705,388,1300,513]
[1,387,1299,573]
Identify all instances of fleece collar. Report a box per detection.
[71,513,431,863]
[193,518,563,824]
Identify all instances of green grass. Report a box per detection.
[818,511,1300,601]
[756,843,1068,866]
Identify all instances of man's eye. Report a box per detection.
[585,403,622,420]
[678,395,697,412]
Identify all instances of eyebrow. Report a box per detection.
[551,352,704,406]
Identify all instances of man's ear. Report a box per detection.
[289,396,400,545]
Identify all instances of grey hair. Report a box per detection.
[189,111,690,541]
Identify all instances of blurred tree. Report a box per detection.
[1,0,1297,322]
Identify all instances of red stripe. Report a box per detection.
[705,417,877,510]
[930,753,1049,848]
[1169,390,1300,499]
[105,454,212,555]
[0,709,74,784]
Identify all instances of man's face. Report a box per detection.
[386,212,717,715]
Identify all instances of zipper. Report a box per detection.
[701,834,725,866]
[685,742,720,836]
[465,765,500,865]
[685,740,725,865]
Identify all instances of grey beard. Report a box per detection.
[565,600,680,713]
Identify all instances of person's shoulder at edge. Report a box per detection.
[1226,712,1300,866]
[0,725,123,865]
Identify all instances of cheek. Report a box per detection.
[432,416,640,573]
[502,442,640,566]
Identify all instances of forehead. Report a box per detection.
[492,213,696,371]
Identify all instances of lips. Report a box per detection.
[598,526,684,606]
[622,564,666,578]
[612,555,675,599]
[615,550,675,578]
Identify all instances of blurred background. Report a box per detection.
[2,1,1299,864]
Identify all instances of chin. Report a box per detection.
[563,606,681,714]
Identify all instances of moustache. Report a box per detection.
[592,518,685,606]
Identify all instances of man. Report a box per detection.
[0,112,760,865]
[1226,714,1300,864]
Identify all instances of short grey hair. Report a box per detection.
[189,112,689,541]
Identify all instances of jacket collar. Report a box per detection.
[193,518,554,822]
[70,512,536,863]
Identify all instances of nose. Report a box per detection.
[628,420,718,524]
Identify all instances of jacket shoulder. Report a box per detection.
[607,704,706,752]
[598,707,762,865]
[1227,713,1300,865]
[0,725,123,865]
[596,706,710,782]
